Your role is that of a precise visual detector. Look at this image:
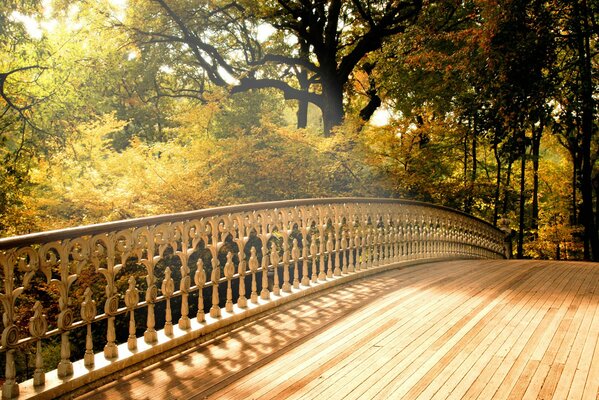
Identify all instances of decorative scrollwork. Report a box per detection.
[1,325,18,348]
[29,301,47,339]
[81,288,97,323]
[104,294,119,316]
[57,309,73,331]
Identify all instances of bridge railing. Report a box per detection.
[0,198,506,399]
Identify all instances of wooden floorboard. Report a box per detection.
[77,259,599,400]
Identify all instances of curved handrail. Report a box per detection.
[0,198,500,249]
[0,198,507,399]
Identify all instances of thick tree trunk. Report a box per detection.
[321,79,344,136]
[297,100,308,129]
[573,0,598,260]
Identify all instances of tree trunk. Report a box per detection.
[297,100,308,129]
[470,123,477,210]
[493,140,502,226]
[517,131,526,259]
[531,120,543,235]
[463,127,470,213]
[571,150,579,225]
[321,79,344,136]
[573,0,598,260]
[502,158,514,216]
[296,40,310,129]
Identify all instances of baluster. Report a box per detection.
[210,256,221,318]
[334,225,342,276]
[125,277,139,350]
[354,233,361,271]
[367,224,373,267]
[194,258,206,322]
[319,230,326,280]
[80,289,96,367]
[143,259,158,344]
[162,267,175,335]
[224,252,235,312]
[301,236,310,286]
[237,248,248,308]
[282,238,291,292]
[327,232,335,277]
[292,238,300,288]
[310,237,318,283]
[101,278,119,358]
[394,225,400,262]
[178,259,191,330]
[40,243,76,379]
[1,253,22,398]
[341,230,348,274]
[271,243,281,296]
[348,230,355,273]
[375,227,385,267]
[3,350,18,399]
[29,301,48,384]
[249,247,259,303]
[172,223,191,330]
[365,231,372,269]
[374,228,385,267]
[260,243,270,300]
[386,221,394,264]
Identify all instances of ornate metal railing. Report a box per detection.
[0,198,506,399]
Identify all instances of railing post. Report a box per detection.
[237,248,248,308]
[271,244,280,296]
[125,276,139,350]
[195,258,206,321]
[210,257,221,318]
[248,247,259,303]
[310,237,318,283]
[29,301,47,386]
[292,238,300,289]
[81,289,96,367]
[2,349,18,399]
[162,267,175,335]
[224,252,235,312]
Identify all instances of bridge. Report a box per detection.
[0,198,596,399]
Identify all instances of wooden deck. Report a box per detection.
[77,259,599,400]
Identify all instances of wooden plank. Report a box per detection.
[284,261,514,400]
[78,260,599,400]
[473,263,590,400]
[435,261,582,400]
[550,267,599,400]
[385,261,573,400]
[503,264,581,399]
[318,261,535,400]
[217,260,497,400]
[206,261,480,399]
[560,267,599,400]
[81,271,400,399]
[520,264,593,400]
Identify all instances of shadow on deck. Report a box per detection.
[77,259,599,400]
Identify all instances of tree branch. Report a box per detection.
[231,77,323,107]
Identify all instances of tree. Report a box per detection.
[122,0,422,134]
